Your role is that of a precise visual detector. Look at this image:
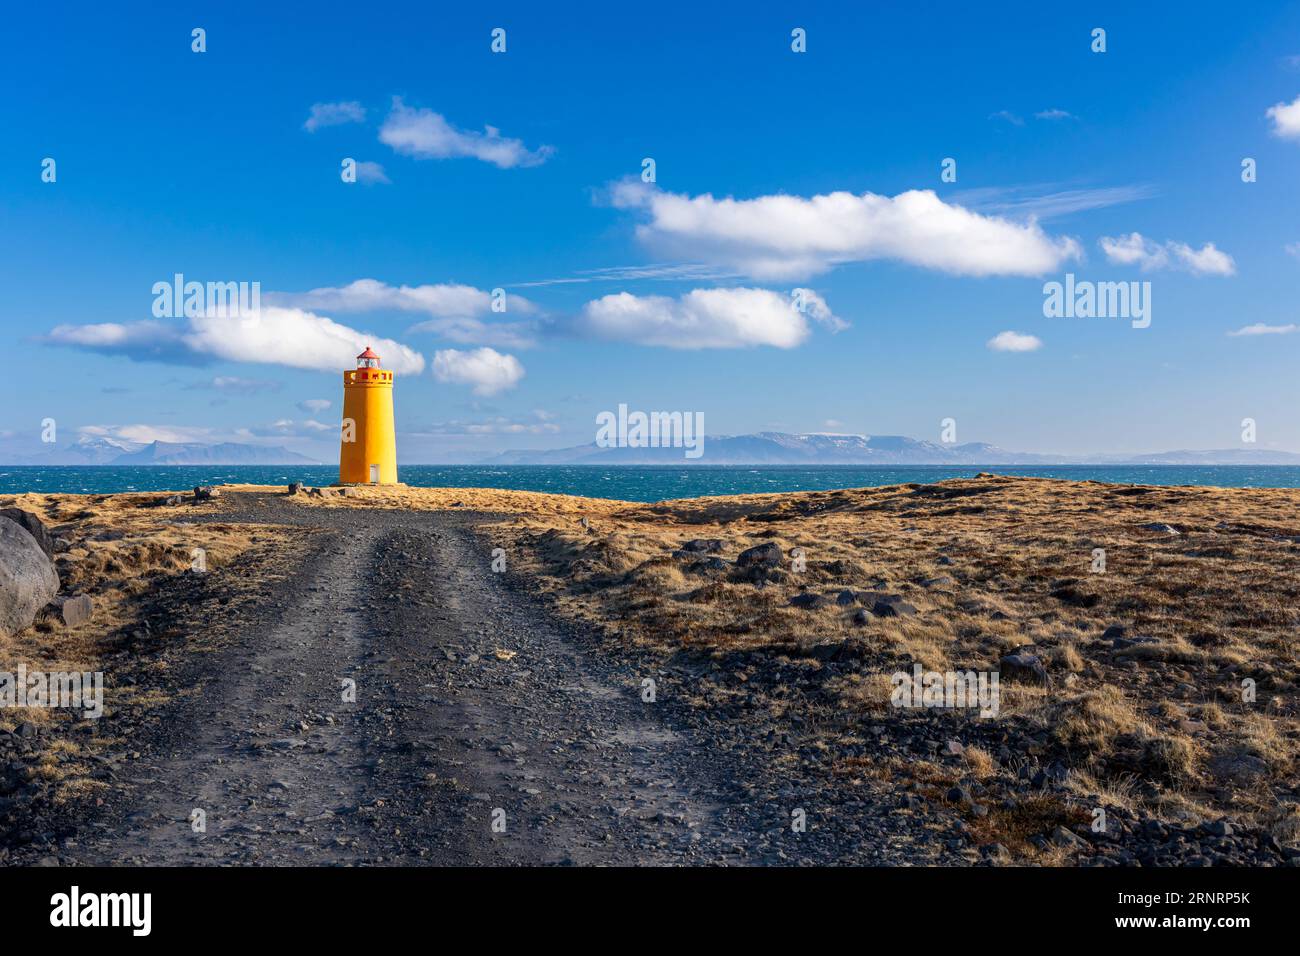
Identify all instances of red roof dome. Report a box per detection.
[357,346,380,360]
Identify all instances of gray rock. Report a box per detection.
[0,518,59,639]
[999,650,1047,683]
[851,608,870,626]
[736,542,782,568]
[1141,522,1180,535]
[788,593,830,610]
[193,485,221,500]
[1204,819,1234,837]
[871,594,917,618]
[0,509,54,560]
[920,576,954,589]
[47,594,93,628]
[1050,825,1087,849]
[288,482,304,495]
[835,589,857,606]
[1101,624,1126,640]
[680,539,724,554]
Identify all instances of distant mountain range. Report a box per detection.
[11,436,318,465]
[485,431,1300,466]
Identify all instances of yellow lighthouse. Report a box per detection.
[339,346,398,485]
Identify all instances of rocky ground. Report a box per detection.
[1,480,1296,866]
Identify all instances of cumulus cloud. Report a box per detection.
[1267,94,1300,139]
[379,98,553,168]
[576,287,843,349]
[432,347,524,395]
[1228,323,1298,336]
[1099,233,1236,276]
[608,182,1080,281]
[46,307,426,375]
[987,330,1043,352]
[268,279,540,348]
[303,101,366,132]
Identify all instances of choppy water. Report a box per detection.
[1,464,1298,502]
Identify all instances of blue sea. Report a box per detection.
[1,465,1299,502]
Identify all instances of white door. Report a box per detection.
[369,464,380,484]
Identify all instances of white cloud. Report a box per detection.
[297,399,332,413]
[1034,108,1075,120]
[269,279,540,348]
[303,101,366,132]
[987,330,1043,352]
[432,348,524,395]
[1267,94,1300,139]
[355,161,390,185]
[1227,323,1298,336]
[1099,233,1236,276]
[379,98,553,168]
[576,287,843,349]
[609,182,1081,281]
[1286,242,1300,261]
[47,307,426,375]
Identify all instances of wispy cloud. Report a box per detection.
[379,98,553,168]
[1228,323,1298,336]
[355,161,390,185]
[987,330,1043,352]
[950,183,1156,220]
[609,181,1080,280]
[512,263,744,288]
[296,399,332,414]
[1099,232,1236,276]
[303,101,366,132]
[411,410,560,436]
[1034,108,1076,120]
[186,376,282,395]
[988,110,1025,126]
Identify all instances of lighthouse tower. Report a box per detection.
[339,346,398,485]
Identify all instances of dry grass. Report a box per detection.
[320,474,1300,842]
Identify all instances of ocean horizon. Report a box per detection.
[3,463,1300,501]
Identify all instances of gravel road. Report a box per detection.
[7,491,969,866]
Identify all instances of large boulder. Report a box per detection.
[0,508,54,560]
[0,517,59,639]
[736,542,783,568]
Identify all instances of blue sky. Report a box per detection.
[2,0,1299,463]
